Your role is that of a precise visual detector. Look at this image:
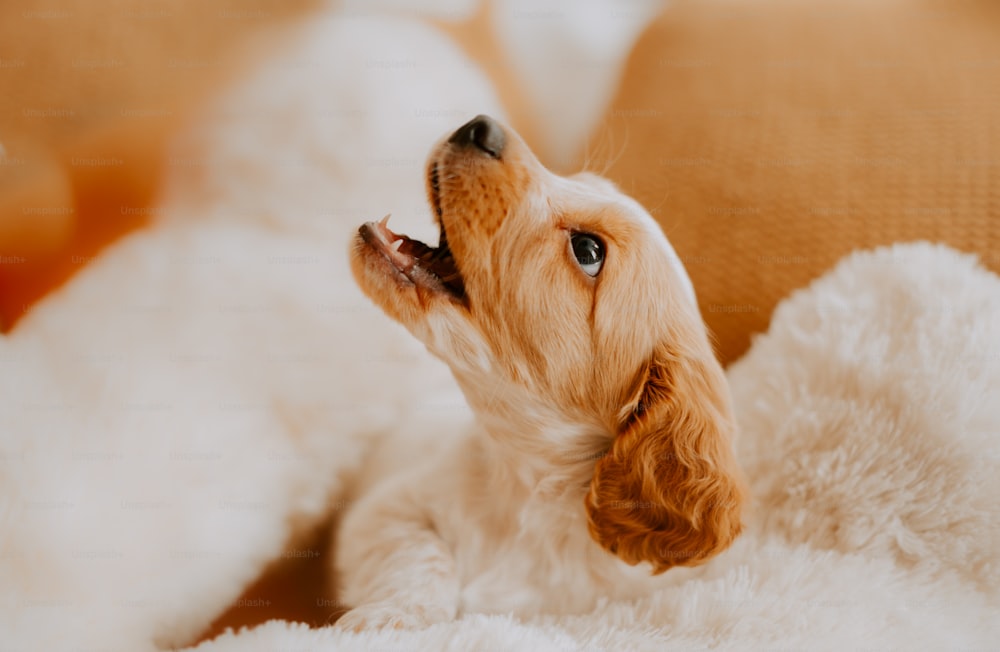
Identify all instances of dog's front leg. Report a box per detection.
[333,489,459,631]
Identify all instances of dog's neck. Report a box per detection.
[455,374,610,500]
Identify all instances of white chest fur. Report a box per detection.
[424,437,658,616]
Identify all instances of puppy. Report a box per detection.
[335,115,746,630]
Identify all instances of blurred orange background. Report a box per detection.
[0,0,320,330]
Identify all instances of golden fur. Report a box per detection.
[340,115,746,629]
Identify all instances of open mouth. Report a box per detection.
[357,162,464,299]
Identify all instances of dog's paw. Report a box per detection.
[333,602,451,632]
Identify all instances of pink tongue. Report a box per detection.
[374,216,431,257]
[364,215,460,295]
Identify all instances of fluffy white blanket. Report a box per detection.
[2,5,997,651]
[185,242,1000,651]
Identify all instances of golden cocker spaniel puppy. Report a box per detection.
[336,115,746,630]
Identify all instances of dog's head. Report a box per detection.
[351,115,745,573]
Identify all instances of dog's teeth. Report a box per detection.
[390,239,404,252]
[379,214,391,228]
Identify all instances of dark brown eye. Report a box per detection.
[571,232,604,277]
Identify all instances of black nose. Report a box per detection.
[448,114,505,158]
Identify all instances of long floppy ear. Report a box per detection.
[586,338,747,573]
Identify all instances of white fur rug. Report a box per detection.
[185,242,1000,651]
[2,4,998,651]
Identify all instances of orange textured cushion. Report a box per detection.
[591,0,1000,364]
